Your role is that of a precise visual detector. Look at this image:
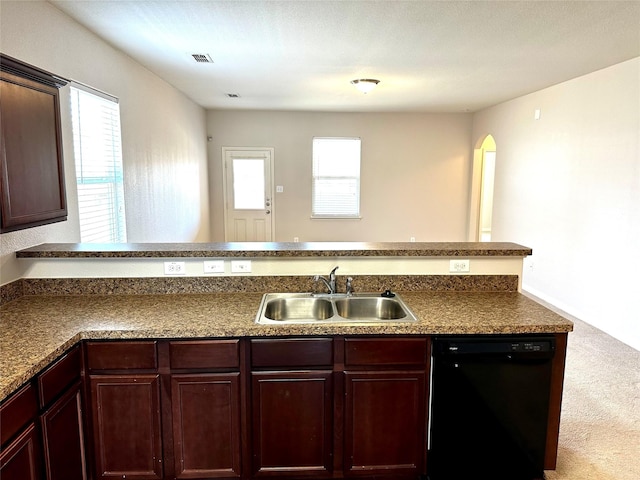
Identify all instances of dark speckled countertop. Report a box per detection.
[0,290,571,402]
[16,241,533,258]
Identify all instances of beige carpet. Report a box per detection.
[534,298,640,480]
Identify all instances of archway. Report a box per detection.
[468,135,496,241]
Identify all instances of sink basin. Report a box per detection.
[263,297,334,321]
[334,296,408,320]
[255,293,418,324]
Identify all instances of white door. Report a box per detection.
[222,148,274,241]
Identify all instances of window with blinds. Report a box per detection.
[312,137,361,218]
[70,85,127,243]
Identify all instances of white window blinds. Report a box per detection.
[70,85,127,243]
[312,137,361,218]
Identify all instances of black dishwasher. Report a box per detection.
[428,336,555,480]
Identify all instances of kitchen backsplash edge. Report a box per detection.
[1,280,24,304]
[1,274,518,304]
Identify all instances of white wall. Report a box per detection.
[18,256,524,283]
[0,1,209,284]
[207,110,473,242]
[473,58,640,350]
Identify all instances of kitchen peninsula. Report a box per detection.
[1,242,572,480]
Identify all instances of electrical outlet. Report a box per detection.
[164,261,186,275]
[204,260,224,273]
[293,237,299,242]
[231,260,252,273]
[449,259,470,273]
[410,236,416,242]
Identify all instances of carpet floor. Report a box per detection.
[536,298,640,480]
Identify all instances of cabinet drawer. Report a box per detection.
[169,340,240,370]
[0,383,38,447]
[345,338,428,366]
[86,341,157,371]
[38,345,81,408]
[251,338,333,368]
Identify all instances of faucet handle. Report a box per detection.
[346,277,354,295]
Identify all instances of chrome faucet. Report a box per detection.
[313,274,332,293]
[329,266,338,293]
[313,266,339,294]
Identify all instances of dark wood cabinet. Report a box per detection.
[344,371,426,476]
[86,340,158,372]
[2,334,563,480]
[85,340,243,480]
[251,371,333,477]
[343,338,429,477]
[38,345,87,480]
[170,374,241,478]
[89,374,163,479]
[0,383,38,448]
[0,54,68,232]
[247,337,429,479]
[1,346,85,480]
[168,340,242,479]
[86,341,163,479]
[0,423,43,480]
[41,384,87,480]
[250,338,334,477]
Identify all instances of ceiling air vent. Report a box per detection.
[191,54,213,63]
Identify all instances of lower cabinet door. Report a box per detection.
[89,374,163,479]
[344,371,426,477]
[251,371,333,477]
[0,423,43,480]
[171,373,241,479]
[41,383,87,480]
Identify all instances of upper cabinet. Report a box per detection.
[0,54,68,233]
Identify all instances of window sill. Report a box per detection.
[310,215,362,220]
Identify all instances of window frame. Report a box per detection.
[69,82,127,243]
[311,136,362,219]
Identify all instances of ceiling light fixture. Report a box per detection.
[351,78,380,94]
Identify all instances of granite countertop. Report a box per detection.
[16,241,533,258]
[0,290,571,402]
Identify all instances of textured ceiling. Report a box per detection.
[49,0,640,112]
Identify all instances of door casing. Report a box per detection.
[222,147,275,242]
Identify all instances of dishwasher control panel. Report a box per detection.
[435,336,555,356]
[510,341,552,352]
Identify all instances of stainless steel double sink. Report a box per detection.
[255,292,418,324]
